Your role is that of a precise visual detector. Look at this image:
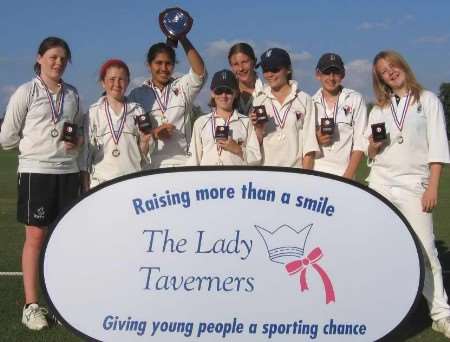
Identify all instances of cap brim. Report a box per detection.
[319,65,345,73]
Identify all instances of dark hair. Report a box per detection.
[228,42,257,65]
[146,42,176,65]
[34,37,72,75]
[99,59,130,82]
[287,67,293,81]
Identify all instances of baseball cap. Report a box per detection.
[257,48,291,71]
[316,53,345,73]
[210,69,238,91]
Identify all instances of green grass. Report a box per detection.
[0,149,449,341]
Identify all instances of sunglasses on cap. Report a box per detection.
[262,66,282,73]
[320,67,343,76]
[214,87,234,95]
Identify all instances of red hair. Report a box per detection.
[99,59,130,81]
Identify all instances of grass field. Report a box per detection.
[0,148,449,341]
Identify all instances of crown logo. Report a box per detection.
[254,224,313,264]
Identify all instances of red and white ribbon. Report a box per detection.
[104,98,127,146]
[36,76,65,124]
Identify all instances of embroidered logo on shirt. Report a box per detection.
[295,111,304,120]
[343,105,352,115]
[33,207,46,220]
[173,88,179,96]
[417,103,422,113]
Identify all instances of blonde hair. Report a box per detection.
[372,50,423,107]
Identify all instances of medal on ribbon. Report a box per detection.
[36,76,65,138]
[270,100,293,140]
[104,98,127,157]
[320,91,340,122]
[149,81,171,124]
[390,92,411,145]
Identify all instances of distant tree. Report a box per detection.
[438,83,450,136]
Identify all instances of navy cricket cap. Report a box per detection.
[210,69,238,90]
[316,53,345,73]
[257,48,291,70]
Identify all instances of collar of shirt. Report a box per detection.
[34,77,64,94]
[253,77,265,97]
[263,80,300,105]
[210,109,242,123]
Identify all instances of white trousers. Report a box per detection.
[370,182,450,321]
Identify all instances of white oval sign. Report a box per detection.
[42,167,423,341]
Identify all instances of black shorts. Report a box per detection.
[17,172,80,227]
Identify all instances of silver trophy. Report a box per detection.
[159,7,193,48]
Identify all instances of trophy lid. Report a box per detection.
[159,7,193,39]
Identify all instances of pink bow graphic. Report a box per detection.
[285,247,335,304]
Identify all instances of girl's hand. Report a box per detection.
[316,127,332,146]
[368,135,384,159]
[217,137,243,158]
[64,136,83,151]
[153,123,176,140]
[139,131,154,155]
[422,186,438,213]
[250,110,265,145]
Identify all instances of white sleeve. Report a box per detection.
[185,118,203,166]
[352,94,368,152]
[364,106,381,164]
[78,110,92,172]
[74,97,85,137]
[178,68,207,105]
[242,120,262,166]
[301,95,320,157]
[425,92,450,164]
[0,84,31,150]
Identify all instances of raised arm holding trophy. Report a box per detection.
[128,7,206,168]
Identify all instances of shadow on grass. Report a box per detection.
[381,240,450,341]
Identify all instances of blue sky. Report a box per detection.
[1,0,450,115]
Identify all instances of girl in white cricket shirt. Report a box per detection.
[0,37,83,331]
[250,48,319,168]
[312,53,367,179]
[187,69,261,166]
[367,50,450,338]
[128,37,206,168]
[81,59,153,189]
[228,43,264,115]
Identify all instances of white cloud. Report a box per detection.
[128,76,148,90]
[357,21,389,30]
[1,85,17,114]
[206,39,243,57]
[414,35,449,44]
[1,85,17,97]
[357,15,414,31]
[344,59,373,98]
[291,52,313,62]
[398,14,415,24]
